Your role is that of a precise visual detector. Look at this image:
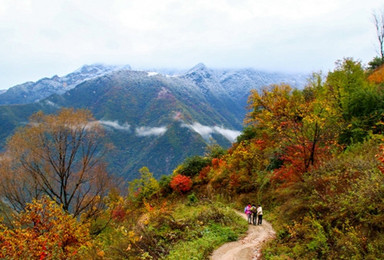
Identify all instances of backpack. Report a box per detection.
[250,206,257,213]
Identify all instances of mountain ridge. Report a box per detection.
[0,64,132,105]
[0,63,307,106]
[0,63,307,179]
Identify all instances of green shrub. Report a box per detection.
[187,193,198,205]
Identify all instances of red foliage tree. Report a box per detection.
[170,174,192,193]
[211,158,220,169]
[273,143,331,182]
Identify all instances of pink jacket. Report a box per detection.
[244,205,252,215]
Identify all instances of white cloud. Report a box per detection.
[213,126,242,143]
[135,126,167,137]
[183,122,241,142]
[45,100,60,108]
[99,120,130,131]
[0,0,383,89]
[183,122,213,140]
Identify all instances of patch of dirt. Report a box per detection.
[210,211,276,260]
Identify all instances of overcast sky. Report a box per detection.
[0,0,383,89]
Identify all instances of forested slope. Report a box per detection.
[1,58,384,259]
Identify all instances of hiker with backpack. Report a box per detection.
[244,204,252,224]
[250,204,257,225]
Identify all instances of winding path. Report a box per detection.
[210,211,276,260]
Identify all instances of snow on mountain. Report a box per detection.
[147,72,159,77]
[178,63,307,103]
[0,64,131,105]
[217,68,307,101]
[0,62,307,106]
[181,63,223,94]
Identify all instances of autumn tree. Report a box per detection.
[0,196,92,259]
[0,108,111,217]
[170,174,192,193]
[246,83,337,181]
[128,167,159,201]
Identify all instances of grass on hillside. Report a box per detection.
[95,195,248,259]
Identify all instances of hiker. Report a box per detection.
[250,204,257,225]
[244,204,252,224]
[257,204,263,225]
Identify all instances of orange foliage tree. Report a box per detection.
[0,108,111,217]
[0,196,92,259]
[170,174,192,193]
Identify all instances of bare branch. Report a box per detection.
[0,108,111,218]
[373,9,384,59]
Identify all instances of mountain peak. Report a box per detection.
[187,63,208,73]
[75,63,131,74]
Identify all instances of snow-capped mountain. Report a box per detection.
[0,63,307,179]
[217,68,307,102]
[0,64,131,105]
[0,63,306,106]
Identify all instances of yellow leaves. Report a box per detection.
[368,65,384,84]
[128,230,136,239]
[144,201,153,212]
[246,84,304,132]
[285,222,298,238]
[97,250,105,257]
[128,167,160,202]
[138,213,150,227]
[0,196,93,259]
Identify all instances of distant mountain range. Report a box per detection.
[0,64,131,105]
[0,63,307,179]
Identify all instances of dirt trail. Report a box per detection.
[210,211,276,260]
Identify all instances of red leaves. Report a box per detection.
[170,174,192,193]
[112,206,126,222]
[211,158,220,169]
[39,243,47,260]
[272,143,331,182]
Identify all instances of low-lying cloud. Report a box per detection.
[183,122,241,142]
[95,120,240,141]
[99,120,131,131]
[45,100,60,108]
[136,126,167,137]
